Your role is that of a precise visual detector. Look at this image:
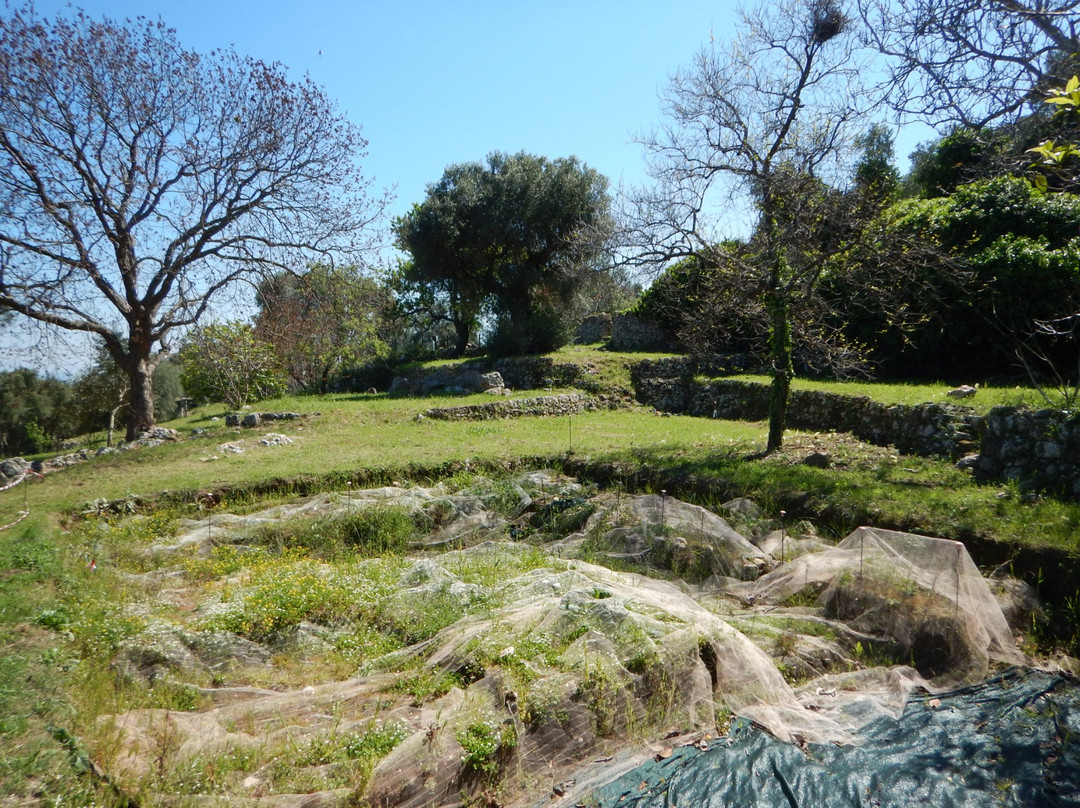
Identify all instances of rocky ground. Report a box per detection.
[64,469,1066,808]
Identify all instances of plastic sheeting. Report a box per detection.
[590,668,1080,808]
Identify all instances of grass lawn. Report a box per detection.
[5,377,1078,554]
[723,373,1067,413]
[1,391,761,524]
[3,365,1080,808]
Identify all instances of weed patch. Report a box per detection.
[200,556,404,642]
[251,505,418,559]
[457,715,517,775]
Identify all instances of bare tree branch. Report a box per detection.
[857,0,1080,128]
[0,6,389,438]
[620,0,876,451]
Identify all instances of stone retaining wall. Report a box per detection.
[422,393,595,421]
[576,313,612,344]
[393,357,588,395]
[973,407,1080,498]
[686,378,977,458]
[492,357,583,389]
[631,360,1080,497]
[608,313,675,352]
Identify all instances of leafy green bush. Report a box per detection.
[180,321,286,408]
[834,176,1080,379]
[456,716,517,774]
[23,421,50,453]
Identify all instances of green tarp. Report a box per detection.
[591,669,1080,808]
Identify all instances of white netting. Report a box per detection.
[727,526,1024,681]
[569,493,770,580]
[95,479,1035,808]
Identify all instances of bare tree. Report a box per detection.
[1016,312,1080,407]
[857,0,1080,128]
[623,0,875,452]
[0,6,388,440]
[254,265,392,393]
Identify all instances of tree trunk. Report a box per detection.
[107,406,119,448]
[452,318,471,358]
[766,285,793,454]
[125,358,155,442]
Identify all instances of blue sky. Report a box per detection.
[8,1,934,374]
[33,0,752,221]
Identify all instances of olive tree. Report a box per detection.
[623,0,877,452]
[0,6,387,440]
[395,152,613,357]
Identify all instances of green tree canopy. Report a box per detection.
[835,176,1080,379]
[394,151,613,357]
[180,323,285,410]
[0,369,75,455]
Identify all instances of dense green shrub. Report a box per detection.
[0,369,76,455]
[832,177,1080,380]
[180,321,286,409]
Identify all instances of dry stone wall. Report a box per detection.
[422,393,596,421]
[972,407,1080,498]
[392,357,587,395]
[690,379,978,458]
[492,356,583,389]
[388,353,1080,498]
[630,361,1080,498]
[609,313,676,352]
[576,312,613,344]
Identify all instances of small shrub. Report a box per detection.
[333,625,402,668]
[380,585,491,644]
[69,601,146,659]
[199,557,402,641]
[463,477,530,519]
[147,680,208,712]
[273,720,409,795]
[155,744,262,795]
[182,544,266,582]
[24,420,51,453]
[456,716,517,775]
[522,678,569,728]
[342,721,410,761]
[574,661,628,737]
[383,668,464,701]
[338,506,418,555]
